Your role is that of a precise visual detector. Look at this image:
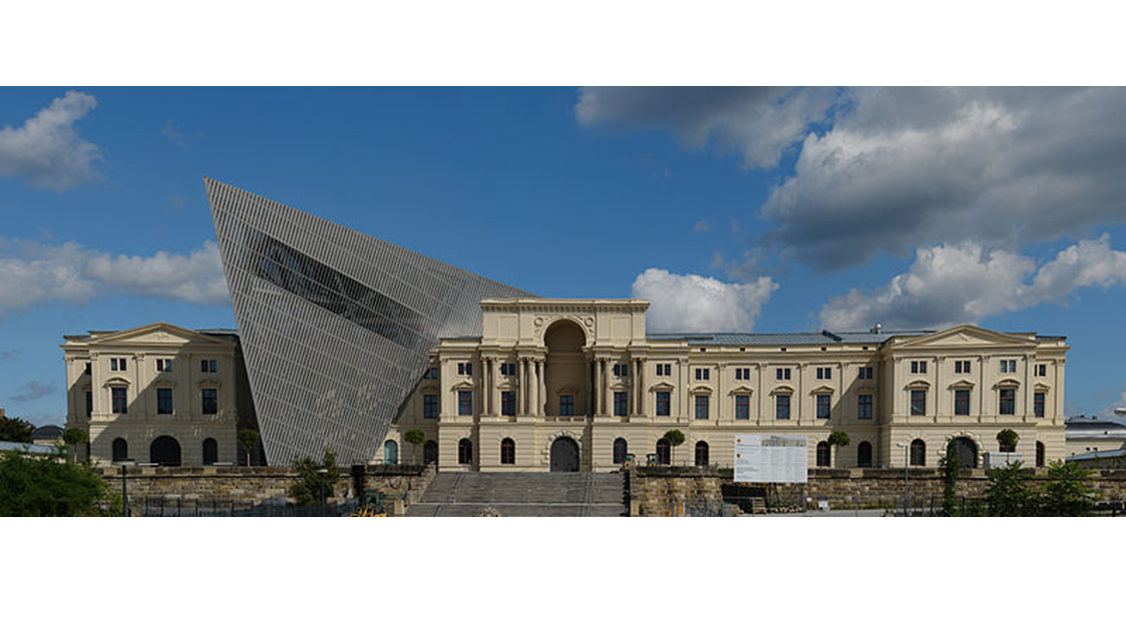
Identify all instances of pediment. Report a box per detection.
[893,325,1033,349]
[947,379,975,390]
[649,381,676,392]
[993,378,1021,389]
[450,379,474,391]
[810,385,835,395]
[904,379,931,390]
[770,385,794,396]
[93,323,231,347]
[690,385,713,395]
[728,386,754,396]
[1034,382,1052,392]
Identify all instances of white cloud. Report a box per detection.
[576,87,835,170]
[0,91,102,190]
[820,235,1126,331]
[0,238,228,319]
[10,380,55,402]
[631,268,777,333]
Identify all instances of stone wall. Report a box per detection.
[97,463,437,515]
[629,466,1126,516]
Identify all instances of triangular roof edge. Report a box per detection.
[891,324,1034,348]
[89,323,235,346]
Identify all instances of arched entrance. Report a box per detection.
[150,436,181,466]
[953,437,977,468]
[544,320,587,417]
[423,440,438,464]
[550,436,580,472]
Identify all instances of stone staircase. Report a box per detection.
[406,471,627,517]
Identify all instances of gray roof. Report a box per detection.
[1067,448,1126,462]
[646,330,934,347]
[32,425,64,440]
[0,441,57,455]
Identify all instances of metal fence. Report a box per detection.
[132,496,369,517]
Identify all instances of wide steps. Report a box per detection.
[407,472,626,517]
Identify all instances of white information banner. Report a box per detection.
[734,434,808,483]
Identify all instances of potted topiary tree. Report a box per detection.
[827,431,850,468]
[238,429,260,467]
[403,430,425,465]
[997,429,1019,453]
[61,427,88,464]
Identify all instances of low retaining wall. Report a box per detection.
[97,463,437,515]
[629,466,1126,516]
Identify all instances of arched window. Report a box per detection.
[112,438,128,462]
[695,441,709,467]
[203,438,218,465]
[656,438,671,465]
[423,440,438,464]
[458,438,473,465]
[909,439,926,467]
[1036,441,1045,468]
[613,438,628,464]
[501,438,515,464]
[816,441,831,468]
[384,440,398,465]
[857,441,873,468]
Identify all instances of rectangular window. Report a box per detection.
[612,363,629,378]
[954,360,972,374]
[999,388,1016,415]
[157,388,173,415]
[816,394,831,419]
[458,362,473,376]
[458,390,473,416]
[858,366,873,380]
[85,391,92,417]
[735,368,743,380]
[84,362,91,375]
[501,391,516,416]
[694,368,710,381]
[655,392,671,417]
[425,367,440,380]
[559,394,575,416]
[614,391,628,416]
[694,395,709,420]
[201,359,218,373]
[423,394,440,419]
[1000,360,1016,373]
[816,367,832,380]
[202,388,218,415]
[858,394,872,420]
[910,390,926,416]
[735,395,750,420]
[156,359,174,372]
[111,387,127,414]
[1034,392,1045,418]
[776,368,791,381]
[954,389,970,416]
[776,394,790,420]
[910,361,927,374]
[1036,364,1047,377]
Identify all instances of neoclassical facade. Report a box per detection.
[61,323,254,467]
[384,298,1069,472]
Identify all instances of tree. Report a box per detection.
[939,440,961,516]
[1041,460,1096,516]
[983,461,1036,516]
[827,431,850,468]
[0,451,114,516]
[0,415,35,443]
[61,427,88,464]
[403,430,425,465]
[289,447,341,506]
[996,429,1020,453]
[237,429,260,467]
[663,430,685,464]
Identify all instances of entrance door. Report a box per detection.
[550,437,580,472]
[150,436,182,466]
[954,437,977,468]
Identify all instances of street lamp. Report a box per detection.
[118,459,136,517]
[895,442,909,517]
[317,467,328,516]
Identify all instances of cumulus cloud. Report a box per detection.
[631,268,777,333]
[10,380,55,402]
[576,87,835,169]
[0,238,228,319]
[820,235,1126,331]
[0,91,103,190]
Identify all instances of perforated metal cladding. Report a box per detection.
[205,178,535,465]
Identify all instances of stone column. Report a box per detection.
[538,359,546,416]
[602,358,611,416]
[593,358,602,416]
[482,357,491,416]
[586,355,594,416]
[516,358,524,417]
[529,358,538,418]
[628,359,636,416]
[636,359,644,416]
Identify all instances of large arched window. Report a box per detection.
[384,440,398,465]
[150,435,181,466]
[857,441,873,468]
[458,438,473,465]
[656,438,671,465]
[613,438,628,464]
[909,439,926,467]
[695,441,709,467]
[501,438,515,464]
[1036,441,1045,468]
[202,438,218,465]
[816,441,831,468]
[112,438,128,462]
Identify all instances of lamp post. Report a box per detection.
[119,459,136,517]
[317,467,328,517]
[896,442,909,516]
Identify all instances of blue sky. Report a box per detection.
[2,87,1125,427]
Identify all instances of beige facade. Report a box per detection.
[61,323,249,467]
[384,298,1069,472]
